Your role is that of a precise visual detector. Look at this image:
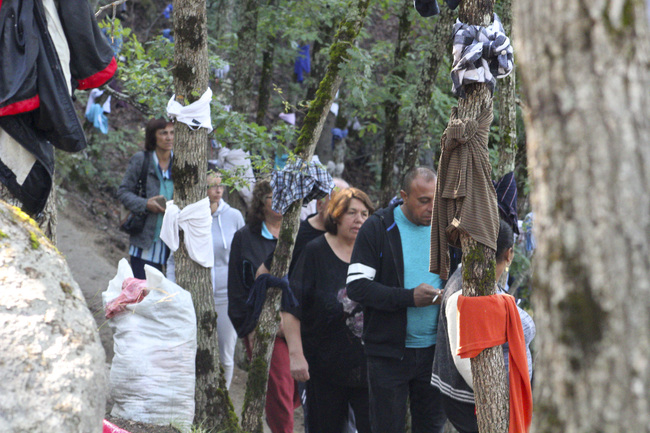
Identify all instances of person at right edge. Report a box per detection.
[430,219,535,433]
[346,167,446,433]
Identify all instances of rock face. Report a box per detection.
[0,201,106,432]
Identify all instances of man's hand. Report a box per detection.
[290,351,310,382]
[146,195,166,213]
[413,283,443,307]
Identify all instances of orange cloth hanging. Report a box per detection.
[457,294,532,433]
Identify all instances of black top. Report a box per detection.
[263,213,325,277]
[227,224,277,337]
[346,201,419,359]
[293,235,367,387]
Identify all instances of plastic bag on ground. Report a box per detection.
[102,259,196,432]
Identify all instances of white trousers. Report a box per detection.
[215,301,238,389]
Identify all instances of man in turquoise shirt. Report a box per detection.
[347,167,446,433]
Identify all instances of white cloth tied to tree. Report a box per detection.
[270,158,334,214]
[166,88,213,132]
[450,13,513,97]
[160,197,214,267]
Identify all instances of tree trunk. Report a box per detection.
[240,1,372,430]
[232,0,260,115]
[172,1,239,431]
[256,0,278,126]
[455,1,509,432]
[380,0,413,207]
[210,0,236,36]
[304,22,337,102]
[402,5,455,174]
[494,0,516,179]
[513,1,650,431]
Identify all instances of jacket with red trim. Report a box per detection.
[0,0,116,151]
[0,0,116,216]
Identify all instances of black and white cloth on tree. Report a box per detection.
[450,13,513,97]
[270,158,333,215]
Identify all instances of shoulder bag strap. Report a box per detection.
[135,151,151,198]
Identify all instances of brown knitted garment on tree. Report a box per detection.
[429,106,499,280]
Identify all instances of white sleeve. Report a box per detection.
[447,291,473,390]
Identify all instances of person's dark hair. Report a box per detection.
[325,187,375,235]
[401,166,437,194]
[144,118,171,151]
[246,179,272,229]
[496,219,515,263]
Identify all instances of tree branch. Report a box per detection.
[101,86,153,117]
[95,0,128,18]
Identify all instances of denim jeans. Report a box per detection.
[367,345,446,433]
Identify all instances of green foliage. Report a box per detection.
[100,19,173,117]
[55,128,140,193]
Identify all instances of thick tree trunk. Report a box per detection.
[514,1,650,431]
[455,1,509,432]
[380,0,413,207]
[232,0,260,115]
[240,1,372,430]
[494,0,516,179]
[402,5,455,174]
[172,1,239,431]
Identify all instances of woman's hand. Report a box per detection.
[146,195,166,213]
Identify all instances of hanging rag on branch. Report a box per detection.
[270,158,334,215]
[429,107,499,280]
[450,13,513,97]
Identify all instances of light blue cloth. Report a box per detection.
[261,221,276,240]
[394,205,442,348]
[85,103,108,134]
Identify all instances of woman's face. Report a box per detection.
[207,174,224,206]
[336,198,369,242]
[155,123,174,152]
[262,191,282,220]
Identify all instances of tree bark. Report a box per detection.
[256,0,279,126]
[210,0,236,36]
[513,1,650,431]
[232,0,260,115]
[240,1,372,430]
[305,21,337,102]
[402,5,455,174]
[380,0,413,207]
[172,1,239,431]
[494,0,516,179]
[455,1,509,432]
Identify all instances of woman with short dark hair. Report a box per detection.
[290,187,375,433]
[117,118,174,278]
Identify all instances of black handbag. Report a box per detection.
[119,152,151,235]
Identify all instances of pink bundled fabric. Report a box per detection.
[103,419,132,433]
[105,277,149,319]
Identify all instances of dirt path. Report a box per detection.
[56,206,303,432]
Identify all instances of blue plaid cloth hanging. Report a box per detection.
[270,158,334,214]
[450,13,513,97]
